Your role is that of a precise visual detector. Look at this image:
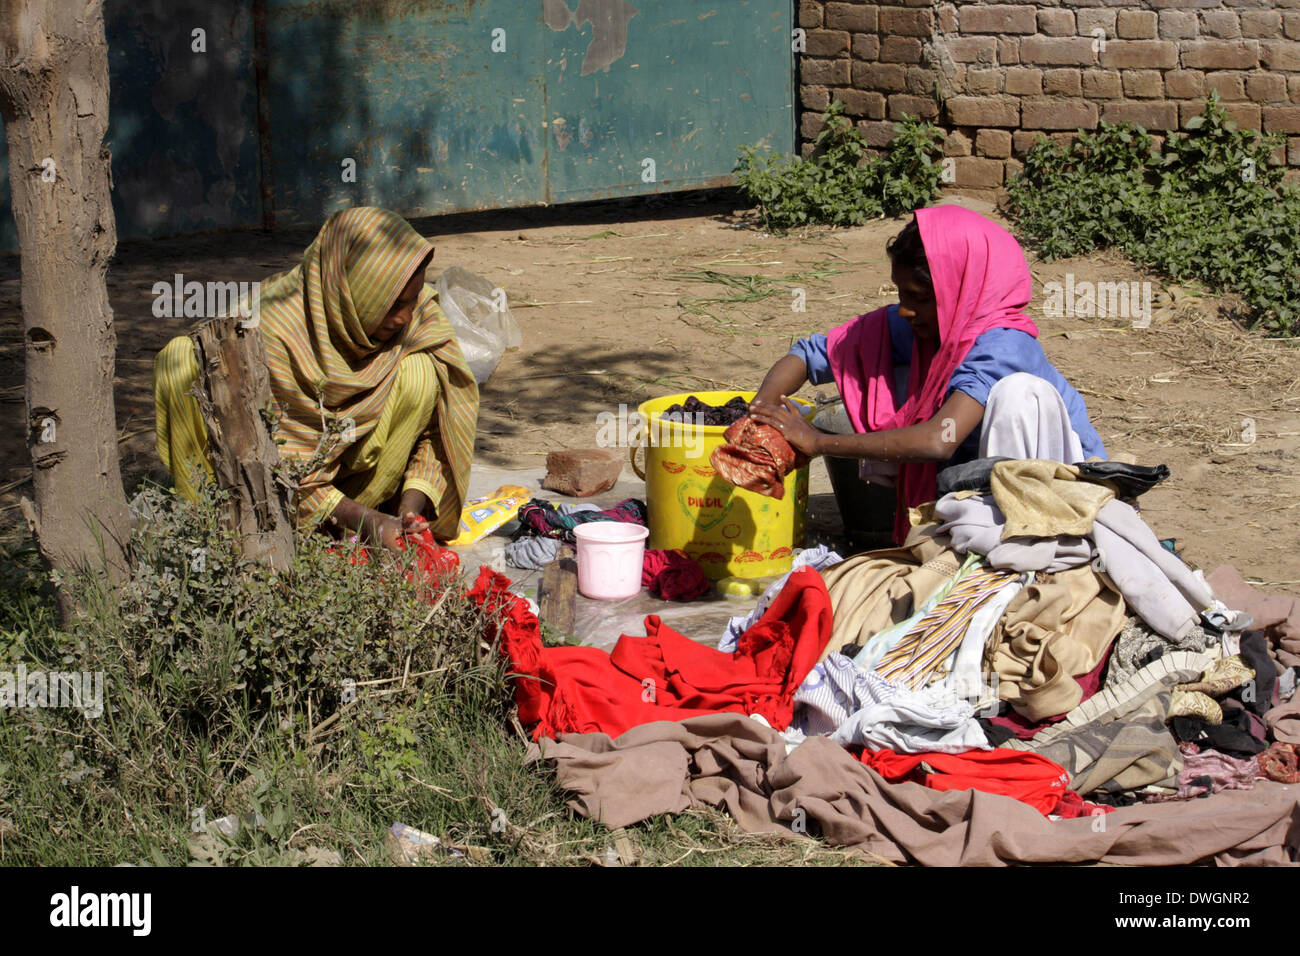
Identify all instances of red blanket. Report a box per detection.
[471,565,833,741]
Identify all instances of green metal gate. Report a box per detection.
[0,0,794,245]
[262,0,795,225]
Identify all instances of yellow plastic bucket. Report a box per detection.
[630,391,813,580]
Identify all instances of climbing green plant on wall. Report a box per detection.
[735,102,946,232]
[1007,94,1300,336]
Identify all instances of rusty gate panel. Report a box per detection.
[0,0,795,247]
[261,0,549,226]
[0,0,262,249]
[542,0,795,204]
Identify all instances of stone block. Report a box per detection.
[544,449,623,498]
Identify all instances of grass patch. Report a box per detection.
[668,263,843,333]
[0,485,861,865]
[0,485,605,865]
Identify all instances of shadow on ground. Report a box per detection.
[0,190,747,524]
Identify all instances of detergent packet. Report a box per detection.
[447,484,532,546]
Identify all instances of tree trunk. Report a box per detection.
[190,316,296,569]
[0,0,131,614]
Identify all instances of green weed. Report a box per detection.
[734,102,946,232]
[1006,94,1300,335]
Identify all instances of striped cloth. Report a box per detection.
[874,565,1019,690]
[1000,650,1211,795]
[256,206,479,536]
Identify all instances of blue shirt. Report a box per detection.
[790,305,1106,463]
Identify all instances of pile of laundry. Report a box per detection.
[468,458,1300,866]
[503,496,647,570]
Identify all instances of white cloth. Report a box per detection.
[791,653,991,754]
[932,492,1214,644]
[980,371,1087,463]
[1091,499,1215,642]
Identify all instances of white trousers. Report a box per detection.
[980,372,1087,464]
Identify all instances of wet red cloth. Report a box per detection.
[471,565,833,741]
[332,528,459,587]
[642,548,712,601]
[856,747,1107,817]
[710,417,807,499]
[400,528,461,578]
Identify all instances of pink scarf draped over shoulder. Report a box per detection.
[826,205,1039,543]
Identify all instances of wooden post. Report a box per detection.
[189,316,295,569]
[538,544,579,636]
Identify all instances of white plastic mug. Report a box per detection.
[573,522,649,600]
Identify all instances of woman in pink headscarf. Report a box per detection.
[749,205,1105,543]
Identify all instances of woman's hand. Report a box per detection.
[329,495,417,553]
[400,512,429,535]
[369,513,408,554]
[398,488,431,536]
[747,394,784,419]
[747,396,823,457]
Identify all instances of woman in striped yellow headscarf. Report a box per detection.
[153,206,479,551]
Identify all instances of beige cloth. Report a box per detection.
[817,523,963,662]
[1206,564,1300,671]
[988,565,1127,721]
[990,459,1116,540]
[529,712,1300,866]
[1169,689,1224,724]
[1178,655,1255,698]
[1265,700,1300,746]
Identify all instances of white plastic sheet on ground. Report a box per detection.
[448,464,785,650]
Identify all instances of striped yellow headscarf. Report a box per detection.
[257,206,478,532]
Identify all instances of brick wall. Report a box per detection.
[797,0,1300,188]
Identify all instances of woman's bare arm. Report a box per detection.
[749,390,986,463]
[328,496,404,551]
[750,354,809,412]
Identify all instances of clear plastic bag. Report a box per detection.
[435,265,522,384]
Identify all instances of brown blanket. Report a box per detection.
[529,713,1300,866]
[1207,563,1300,670]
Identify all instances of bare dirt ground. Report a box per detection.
[2,190,1297,596]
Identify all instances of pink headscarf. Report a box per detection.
[826,206,1039,542]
